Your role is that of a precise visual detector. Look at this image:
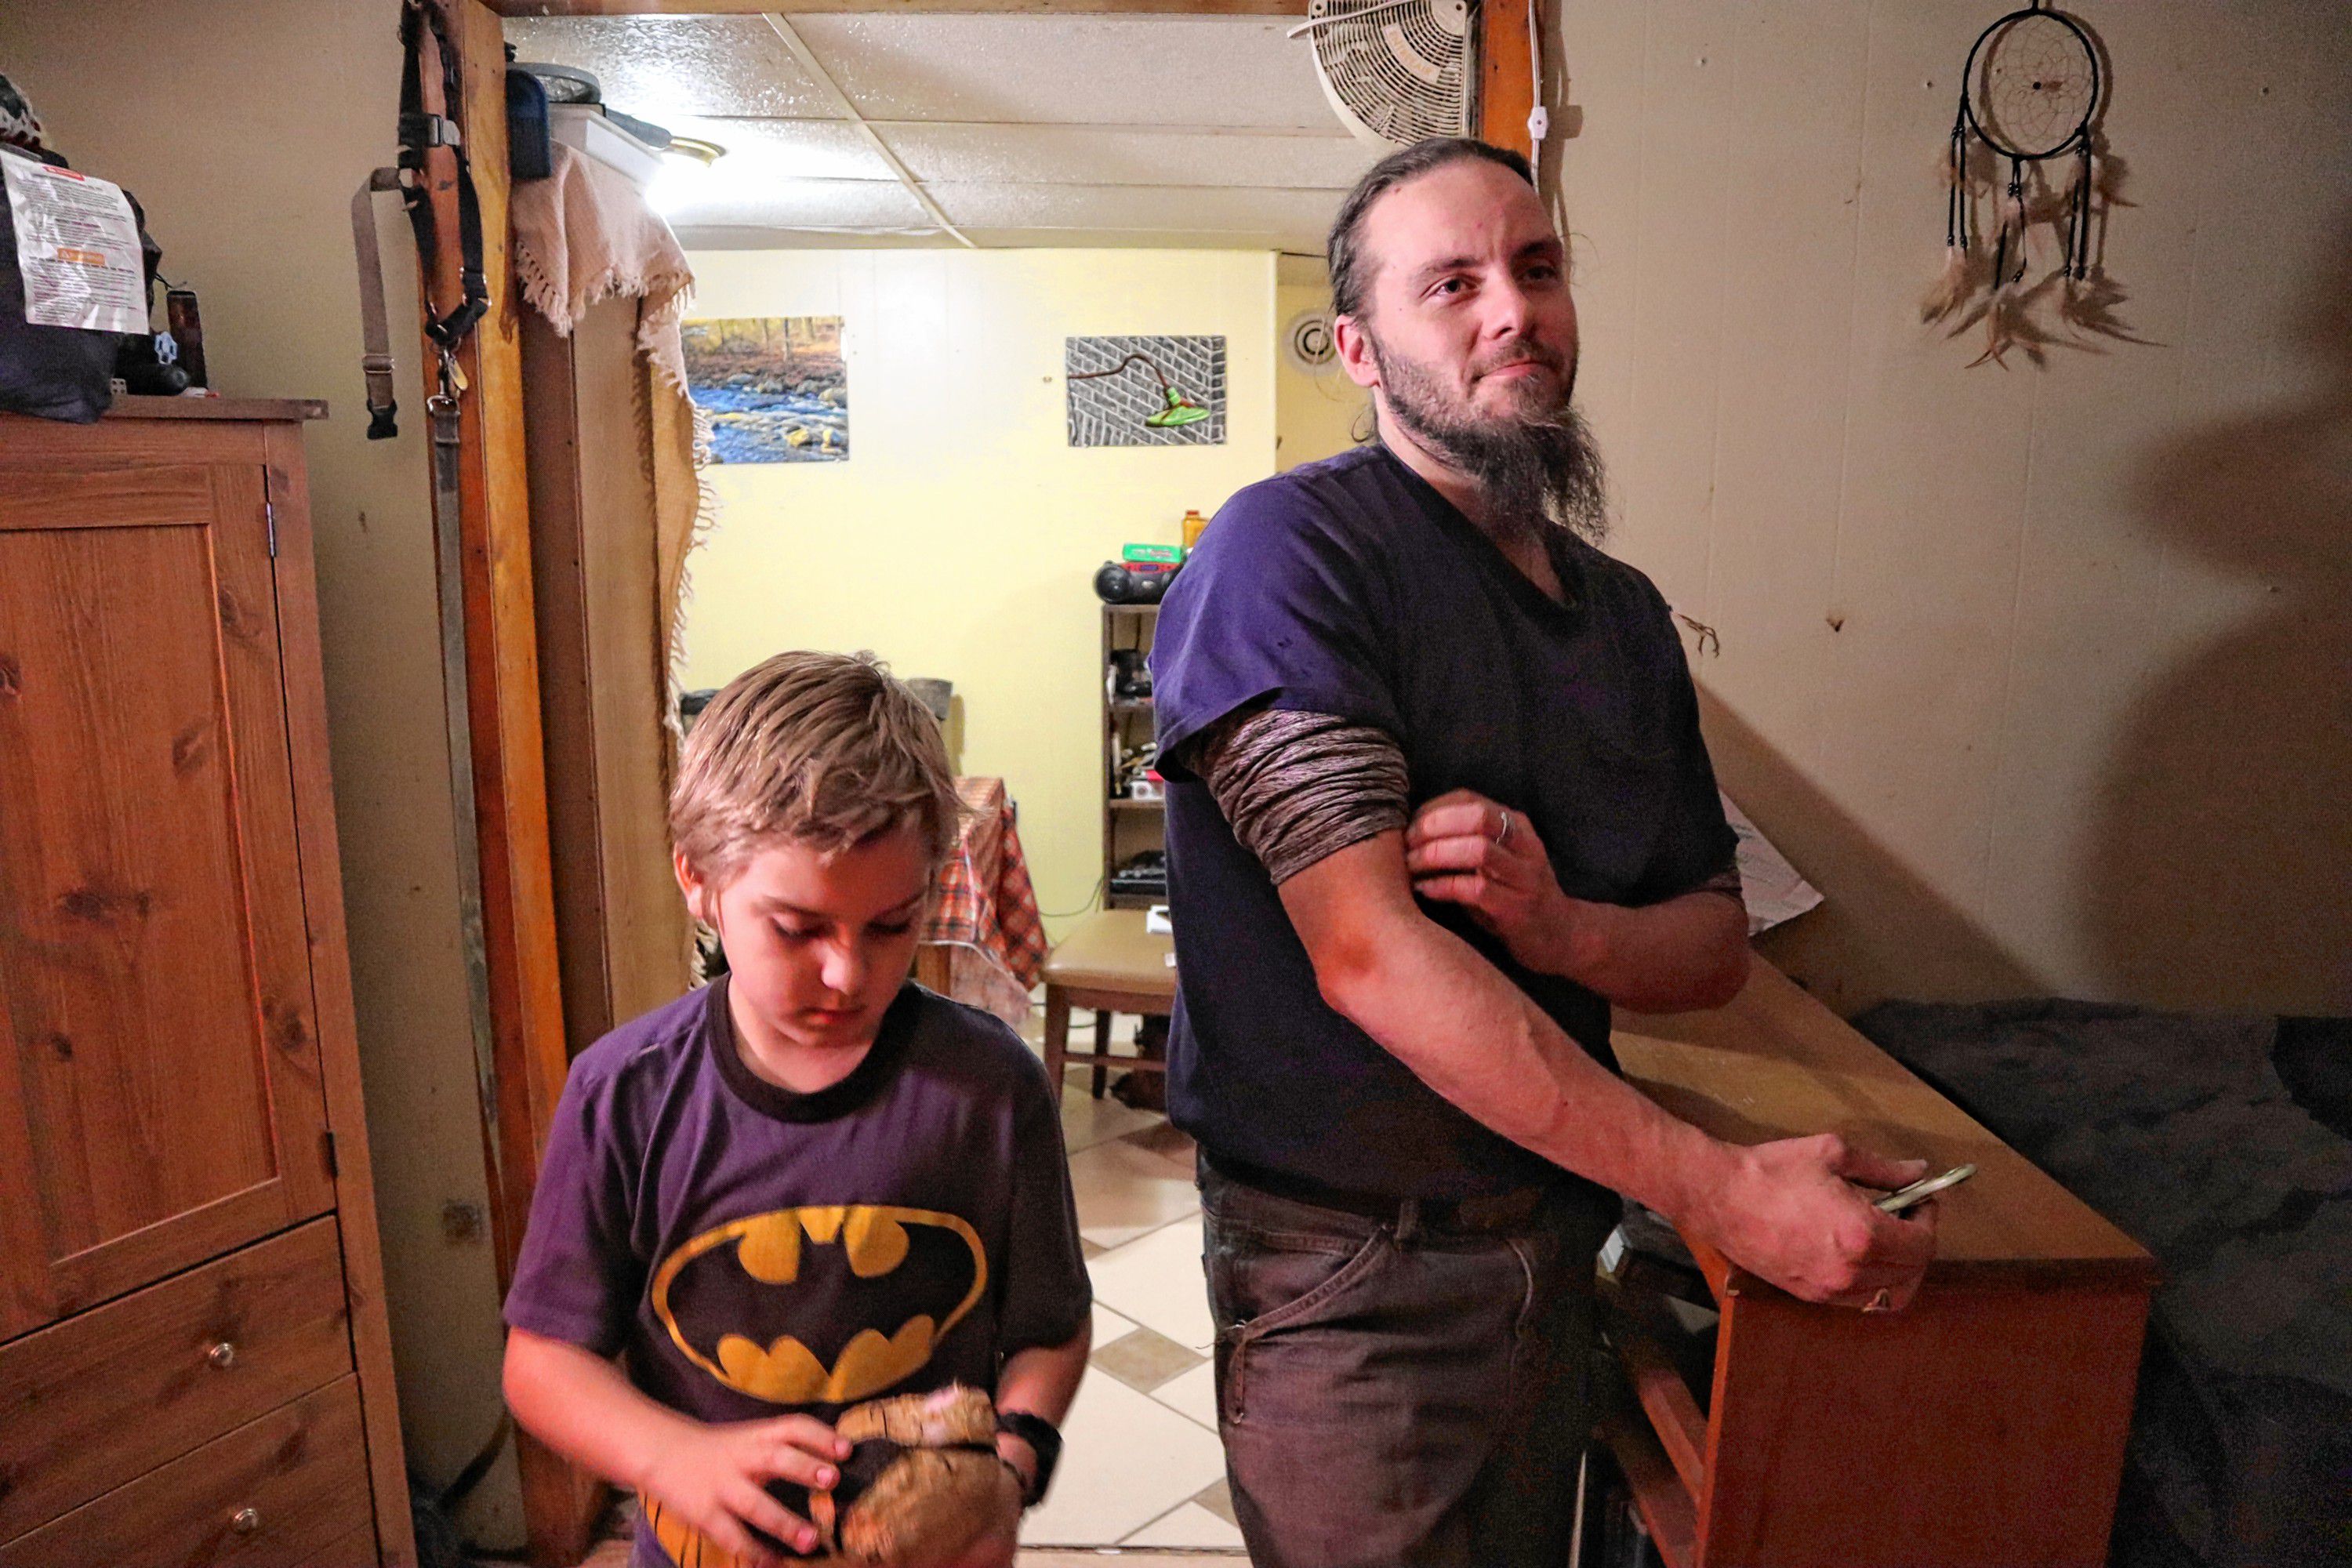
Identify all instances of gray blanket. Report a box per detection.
[1853,999,2352,1568]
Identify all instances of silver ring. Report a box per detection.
[1862,1287,1893,1314]
[1492,810,1514,848]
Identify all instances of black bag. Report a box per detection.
[0,145,163,423]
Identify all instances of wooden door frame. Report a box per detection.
[420,2,1532,1558]
[411,6,586,1562]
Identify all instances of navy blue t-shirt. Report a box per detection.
[1151,442,1737,1205]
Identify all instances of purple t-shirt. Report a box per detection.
[1150,442,1737,1207]
[504,977,1088,1563]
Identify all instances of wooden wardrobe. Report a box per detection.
[0,400,415,1566]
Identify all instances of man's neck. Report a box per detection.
[1377,412,1565,604]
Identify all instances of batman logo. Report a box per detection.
[651,1205,988,1406]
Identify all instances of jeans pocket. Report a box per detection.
[1214,1225,1388,1425]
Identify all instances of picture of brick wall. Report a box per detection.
[1065,335,1227,447]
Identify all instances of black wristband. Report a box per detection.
[995,1410,1062,1507]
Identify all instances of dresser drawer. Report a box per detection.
[0,1219,353,1538]
[0,1376,372,1568]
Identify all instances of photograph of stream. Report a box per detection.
[681,315,849,463]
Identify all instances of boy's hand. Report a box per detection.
[640,1413,850,1563]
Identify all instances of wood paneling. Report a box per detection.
[0,1221,352,1537]
[1476,0,1537,158]
[0,1378,372,1568]
[426,8,597,1559]
[521,302,695,1057]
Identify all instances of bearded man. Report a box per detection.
[1148,139,1940,1568]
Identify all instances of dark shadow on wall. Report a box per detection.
[2083,212,2352,1016]
[1693,687,2040,1017]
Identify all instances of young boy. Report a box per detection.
[503,652,1091,1568]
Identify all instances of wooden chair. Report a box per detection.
[1041,909,1175,1098]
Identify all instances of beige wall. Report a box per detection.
[678,249,1278,932]
[1275,255,1368,470]
[0,0,522,1542]
[1553,0,2352,1014]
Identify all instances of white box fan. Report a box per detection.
[1291,0,1475,149]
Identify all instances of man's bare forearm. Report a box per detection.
[1541,889,1749,1012]
[1283,834,1737,1223]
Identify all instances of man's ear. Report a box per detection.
[1332,313,1383,392]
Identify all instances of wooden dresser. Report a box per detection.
[1605,963,2160,1567]
[0,401,416,1566]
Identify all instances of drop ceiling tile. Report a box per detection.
[681,228,955,252]
[792,16,1336,130]
[504,15,831,122]
[960,228,1318,252]
[928,181,1341,241]
[670,116,893,185]
[662,177,932,240]
[880,123,1374,191]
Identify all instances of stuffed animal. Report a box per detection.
[643,1385,1018,1567]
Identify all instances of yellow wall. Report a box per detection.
[680,249,1277,931]
[1274,257,1368,470]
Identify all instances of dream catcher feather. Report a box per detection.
[1926,4,2130,365]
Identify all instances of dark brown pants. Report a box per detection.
[1200,1163,1614,1568]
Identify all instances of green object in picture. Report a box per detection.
[1145,386,1211,429]
[1123,543,1184,564]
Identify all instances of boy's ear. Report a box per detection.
[673,847,713,927]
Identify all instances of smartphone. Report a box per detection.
[1875,1163,1976,1215]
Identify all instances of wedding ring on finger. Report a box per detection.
[1492,809,1514,848]
[1863,1287,1893,1313]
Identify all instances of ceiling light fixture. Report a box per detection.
[649,136,726,216]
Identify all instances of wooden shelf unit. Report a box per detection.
[1601,963,2158,1568]
[1100,604,1163,910]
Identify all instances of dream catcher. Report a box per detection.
[1925,4,2125,365]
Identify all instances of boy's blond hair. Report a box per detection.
[670,651,959,887]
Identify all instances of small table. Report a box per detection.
[1041,909,1175,1098]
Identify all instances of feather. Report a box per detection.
[1920,244,1975,324]
[2058,270,2153,346]
[1967,279,2060,369]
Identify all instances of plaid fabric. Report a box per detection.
[920,779,1047,1023]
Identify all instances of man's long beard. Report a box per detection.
[1370,333,1610,546]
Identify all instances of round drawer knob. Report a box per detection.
[231,1508,262,1534]
[206,1341,238,1370]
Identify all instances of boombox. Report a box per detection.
[1094,558,1180,604]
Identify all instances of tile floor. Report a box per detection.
[1018,1048,1244,1556]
